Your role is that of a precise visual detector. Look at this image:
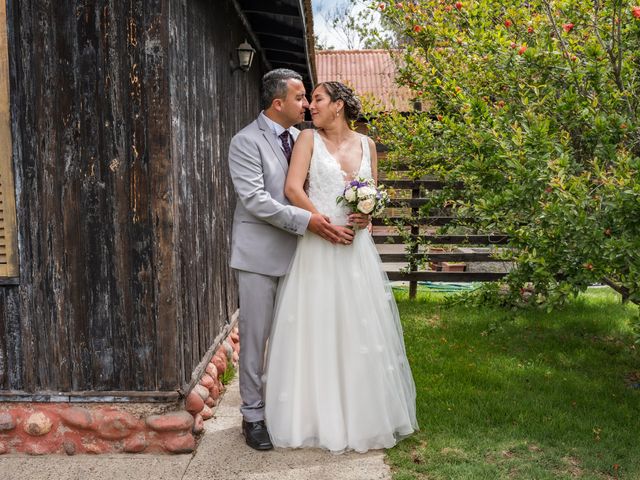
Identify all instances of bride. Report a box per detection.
[264,81,418,453]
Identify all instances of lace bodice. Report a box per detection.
[307,130,372,225]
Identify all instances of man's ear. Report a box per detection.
[272,98,283,112]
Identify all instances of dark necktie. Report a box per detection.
[279,130,292,163]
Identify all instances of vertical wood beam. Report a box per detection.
[0,0,19,279]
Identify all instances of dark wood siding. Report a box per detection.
[0,0,252,395]
[168,0,259,389]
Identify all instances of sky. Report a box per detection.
[312,0,380,50]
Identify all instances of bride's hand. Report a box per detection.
[348,213,370,229]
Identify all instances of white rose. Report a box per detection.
[357,186,376,199]
[357,198,376,214]
[344,187,357,202]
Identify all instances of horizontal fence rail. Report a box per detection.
[387,272,507,282]
[379,252,505,262]
[373,234,509,245]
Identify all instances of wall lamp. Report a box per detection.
[231,39,256,73]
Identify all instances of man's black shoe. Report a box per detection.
[242,419,274,450]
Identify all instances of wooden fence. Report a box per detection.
[372,177,510,299]
[373,169,637,304]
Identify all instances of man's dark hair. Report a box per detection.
[261,69,303,110]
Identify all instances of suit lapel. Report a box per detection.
[257,115,288,173]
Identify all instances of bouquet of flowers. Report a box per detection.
[336,177,389,217]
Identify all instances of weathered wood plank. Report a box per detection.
[373,234,510,245]
[372,215,473,227]
[0,390,180,403]
[374,216,467,226]
[379,252,506,262]
[387,271,507,282]
[382,179,463,190]
[0,0,19,279]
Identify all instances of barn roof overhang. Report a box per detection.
[231,0,317,92]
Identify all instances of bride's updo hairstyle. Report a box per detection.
[316,81,362,122]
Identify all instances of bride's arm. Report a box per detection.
[369,136,378,184]
[286,130,354,244]
[285,129,319,213]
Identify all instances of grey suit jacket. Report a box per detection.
[228,114,311,276]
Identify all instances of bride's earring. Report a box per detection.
[336,109,340,118]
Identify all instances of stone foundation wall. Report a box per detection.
[0,327,239,455]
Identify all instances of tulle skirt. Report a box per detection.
[264,229,418,453]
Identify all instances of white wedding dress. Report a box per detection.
[264,130,418,453]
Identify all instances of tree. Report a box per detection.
[369,0,640,306]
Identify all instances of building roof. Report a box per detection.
[233,0,316,92]
[315,49,413,112]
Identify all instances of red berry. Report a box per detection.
[510,42,517,49]
[455,1,463,10]
[378,2,386,10]
[396,2,403,7]
[504,19,512,28]
[527,26,534,33]
[562,23,574,32]
[413,24,422,32]
[518,45,527,55]
[632,6,640,18]
[436,114,443,121]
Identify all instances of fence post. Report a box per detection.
[409,184,420,299]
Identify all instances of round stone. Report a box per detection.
[24,412,53,436]
[63,440,76,456]
[145,411,194,432]
[200,405,213,420]
[185,391,204,415]
[192,414,204,435]
[0,412,16,432]
[59,407,93,429]
[199,374,214,389]
[211,354,226,375]
[205,362,218,379]
[193,384,209,402]
[163,433,196,454]
[222,340,234,359]
[209,382,220,401]
[124,433,148,453]
[94,411,139,440]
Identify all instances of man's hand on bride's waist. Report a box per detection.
[308,213,355,245]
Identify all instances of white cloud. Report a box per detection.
[312,0,383,50]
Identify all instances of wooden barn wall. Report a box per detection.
[168,0,257,387]
[0,0,252,395]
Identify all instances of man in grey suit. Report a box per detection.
[228,69,354,450]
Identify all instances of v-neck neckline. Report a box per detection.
[315,131,365,181]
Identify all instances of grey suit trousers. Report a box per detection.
[237,270,280,422]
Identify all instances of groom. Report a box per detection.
[228,69,354,450]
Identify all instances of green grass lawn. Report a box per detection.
[389,287,640,480]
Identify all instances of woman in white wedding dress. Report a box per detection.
[264,81,418,453]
